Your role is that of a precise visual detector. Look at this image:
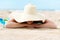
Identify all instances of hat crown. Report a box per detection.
[24,3,37,14]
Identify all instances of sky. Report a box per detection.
[0,0,60,10]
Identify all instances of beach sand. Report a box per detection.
[0,10,60,40]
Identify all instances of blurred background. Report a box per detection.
[0,0,60,27]
[0,0,60,10]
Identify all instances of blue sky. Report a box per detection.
[0,0,60,10]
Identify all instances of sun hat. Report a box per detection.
[9,4,46,23]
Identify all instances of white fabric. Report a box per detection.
[9,11,46,23]
[9,4,46,23]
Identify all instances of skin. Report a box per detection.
[6,19,57,29]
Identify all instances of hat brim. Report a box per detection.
[12,12,46,23]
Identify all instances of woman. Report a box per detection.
[6,4,57,28]
[6,19,57,28]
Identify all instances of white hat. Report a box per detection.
[10,4,46,23]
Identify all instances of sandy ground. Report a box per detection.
[0,10,60,40]
[0,28,60,40]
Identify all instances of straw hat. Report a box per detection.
[9,4,46,23]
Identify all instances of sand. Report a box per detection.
[0,10,60,40]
